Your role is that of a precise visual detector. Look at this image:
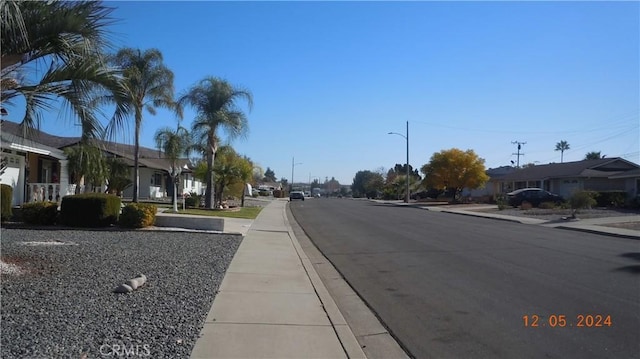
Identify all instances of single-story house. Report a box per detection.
[0,120,204,206]
[496,158,640,199]
[466,166,517,198]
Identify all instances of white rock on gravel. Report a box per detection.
[0,260,23,275]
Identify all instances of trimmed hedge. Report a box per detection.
[1,184,12,221]
[60,193,121,227]
[22,201,58,225]
[119,203,157,228]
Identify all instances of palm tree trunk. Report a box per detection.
[133,114,141,202]
[172,176,178,212]
[205,148,215,209]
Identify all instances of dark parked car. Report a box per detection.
[507,188,563,207]
[289,191,305,201]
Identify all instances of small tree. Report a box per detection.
[385,164,421,199]
[555,140,570,163]
[352,170,384,198]
[263,167,276,182]
[569,191,598,218]
[420,148,489,203]
[584,151,604,160]
[212,146,252,208]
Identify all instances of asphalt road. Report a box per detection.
[289,198,640,359]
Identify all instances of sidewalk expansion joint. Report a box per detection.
[252,229,290,233]
[361,331,391,338]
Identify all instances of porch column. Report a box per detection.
[58,159,72,196]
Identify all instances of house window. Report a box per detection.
[151,173,163,186]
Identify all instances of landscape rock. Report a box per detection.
[113,284,133,293]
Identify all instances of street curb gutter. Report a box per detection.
[283,205,368,359]
[555,226,640,240]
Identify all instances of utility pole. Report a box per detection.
[511,141,526,168]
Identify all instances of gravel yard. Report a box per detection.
[1,229,242,358]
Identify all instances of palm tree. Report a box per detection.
[154,125,191,212]
[1,0,122,140]
[176,77,253,209]
[555,140,570,163]
[106,48,175,202]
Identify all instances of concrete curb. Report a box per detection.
[429,208,524,224]
[155,212,224,231]
[283,205,368,359]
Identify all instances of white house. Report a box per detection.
[0,120,204,205]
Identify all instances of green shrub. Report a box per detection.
[569,191,598,212]
[119,203,157,228]
[593,191,626,208]
[252,192,259,198]
[60,193,121,227]
[21,201,58,225]
[1,184,13,221]
[495,194,507,210]
[539,201,556,209]
[184,195,200,208]
[273,189,285,198]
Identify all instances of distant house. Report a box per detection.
[0,120,204,206]
[258,182,282,191]
[466,166,517,198]
[496,158,640,199]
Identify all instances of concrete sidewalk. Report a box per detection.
[190,199,367,359]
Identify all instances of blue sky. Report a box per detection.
[8,1,639,184]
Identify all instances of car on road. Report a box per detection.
[507,188,563,207]
[289,191,305,201]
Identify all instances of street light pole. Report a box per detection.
[406,120,410,204]
[388,121,410,203]
[291,157,302,192]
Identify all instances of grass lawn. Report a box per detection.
[164,206,263,219]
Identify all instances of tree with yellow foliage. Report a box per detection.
[420,148,489,202]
